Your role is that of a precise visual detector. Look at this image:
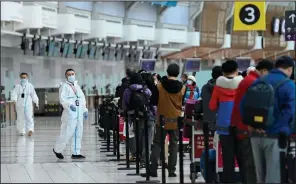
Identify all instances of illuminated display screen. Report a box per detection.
[62,43,69,57]
[185,59,201,72]
[140,59,156,72]
[236,57,251,72]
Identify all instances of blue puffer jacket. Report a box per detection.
[241,69,295,135]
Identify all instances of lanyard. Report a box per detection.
[68,84,78,97]
[21,84,27,93]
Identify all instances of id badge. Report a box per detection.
[21,93,24,98]
[75,100,79,106]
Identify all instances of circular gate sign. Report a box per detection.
[239,4,261,25]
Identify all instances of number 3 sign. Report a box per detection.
[233,2,266,31]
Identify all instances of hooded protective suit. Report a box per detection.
[54,80,88,155]
[11,82,39,134]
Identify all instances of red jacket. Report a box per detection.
[231,71,260,139]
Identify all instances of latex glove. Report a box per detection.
[83,111,88,120]
[36,104,39,110]
[70,105,76,112]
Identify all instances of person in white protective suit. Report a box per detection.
[53,69,88,159]
[11,73,39,136]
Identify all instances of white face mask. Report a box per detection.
[187,80,193,85]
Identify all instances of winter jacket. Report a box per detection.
[157,76,186,130]
[241,69,295,135]
[231,71,260,139]
[117,77,130,109]
[122,84,152,117]
[209,76,243,135]
[184,84,200,102]
[201,79,217,124]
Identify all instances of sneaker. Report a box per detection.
[71,154,86,159]
[28,130,33,136]
[53,149,64,159]
[168,172,177,177]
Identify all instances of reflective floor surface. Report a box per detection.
[1,114,204,183]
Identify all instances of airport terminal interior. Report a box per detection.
[1,1,296,183]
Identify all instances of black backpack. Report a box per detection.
[129,87,149,112]
[242,77,290,129]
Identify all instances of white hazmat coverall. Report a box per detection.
[54,81,88,155]
[11,82,39,134]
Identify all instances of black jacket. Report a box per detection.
[201,79,217,123]
[116,77,130,109]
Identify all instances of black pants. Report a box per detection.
[220,134,237,183]
[220,135,257,184]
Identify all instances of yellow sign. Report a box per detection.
[233,2,266,31]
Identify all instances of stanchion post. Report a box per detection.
[116,113,120,160]
[178,117,184,184]
[106,111,111,152]
[106,106,117,157]
[160,115,166,184]
[109,109,125,162]
[93,95,98,125]
[203,121,209,183]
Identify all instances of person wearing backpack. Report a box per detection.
[122,73,152,163]
[139,71,158,167]
[209,60,244,183]
[231,59,274,184]
[142,63,186,178]
[240,56,295,183]
[116,67,135,109]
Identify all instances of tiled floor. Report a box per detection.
[1,114,204,183]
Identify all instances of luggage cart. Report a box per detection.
[189,122,214,182]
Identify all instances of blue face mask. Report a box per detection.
[20,79,28,84]
[67,75,75,83]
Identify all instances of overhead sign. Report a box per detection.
[236,57,251,72]
[285,10,296,41]
[139,59,156,72]
[233,2,266,31]
[184,58,201,72]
